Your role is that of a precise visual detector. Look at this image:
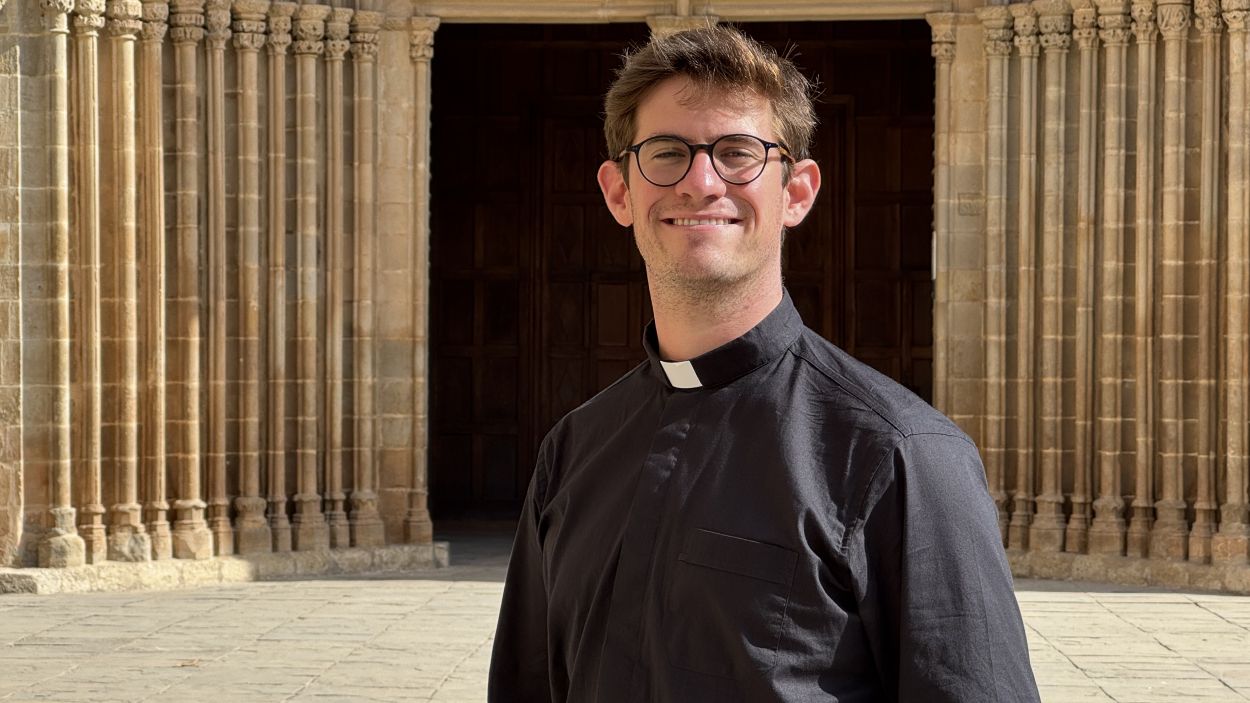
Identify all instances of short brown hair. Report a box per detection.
[603,25,817,167]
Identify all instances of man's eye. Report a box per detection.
[649,150,686,160]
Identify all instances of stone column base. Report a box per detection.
[293,520,329,552]
[210,517,234,556]
[1212,530,1250,565]
[1030,514,1066,552]
[327,511,351,549]
[38,532,86,568]
[351,519,386,548]
[107,529,152,562]
[172,524,214,560]
[234,521,273,555]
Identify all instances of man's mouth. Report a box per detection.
[663,217,741,226]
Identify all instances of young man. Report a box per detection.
[489,26,1039,702]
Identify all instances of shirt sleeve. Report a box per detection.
[488,438,555,702]
[851,431,1040,702]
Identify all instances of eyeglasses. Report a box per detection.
[615,133,793,187]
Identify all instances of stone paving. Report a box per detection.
[1,528,1249,702]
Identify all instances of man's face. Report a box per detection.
[597,76,820,294]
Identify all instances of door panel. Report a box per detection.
[430,22,934,518]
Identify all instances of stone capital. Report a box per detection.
[1195,0,1223,30]
[1157,1,1192,36]
[43,0,76,25]
[1223,0,1250,29]
[350,9,382,60]
[73,0,106,32]
[292,2,328,55]
[926,12,957,63]
[646,13,720,39]
[169,0,204,43]
[325,5,351,59]
[1010,4,1041,56]
[266,0,294,53]
[1132,0,1158,38]
[205,0,230,44]
[105,0,143,36]
[410,16,440,62]
[978,6,1015,56]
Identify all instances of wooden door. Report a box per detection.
[430,22,934,519]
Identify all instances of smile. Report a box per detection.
[663,218,741,226]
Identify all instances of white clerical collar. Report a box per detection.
[659,359,703,389]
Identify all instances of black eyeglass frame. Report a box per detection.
[615,133,794,187]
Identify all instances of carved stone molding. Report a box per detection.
[1039,3,1074,51]
[42,0,75,31]
[140,0,168,41]
[1132,0,1158,37]
[646,13,721,39]
[410,16,439,62]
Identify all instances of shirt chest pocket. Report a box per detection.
[663,528,798,678]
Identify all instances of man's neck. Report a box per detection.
[650,278,783,361]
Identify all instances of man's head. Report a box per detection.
[596,25,821,301]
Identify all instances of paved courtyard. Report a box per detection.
[2,528,1249,702]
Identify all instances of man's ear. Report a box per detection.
[597,160,634,227]
[782,159,821,228]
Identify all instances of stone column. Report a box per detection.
[139,0,170,562]
[406,16,439,545]
[1128,0,1158,558]
[1153,0,1191,561]
[104,0,151,562]
[1067,0,1100,555]
[1031,0,1071,553]
[231,0,270,555]
[349,9,384,548]
[927,14,956,416]
[977,4,1013,541]
[168,0,212,559]
[323,6,351,549]
[265,0,294,553]
[1089,0,1131,556]
[1214,0,1250,565]
[37,0,86,569]
[1009,3,1039,551]
[1190,0,1222,563]
[72,0,107,564]
[203,0,232,555]
[291,2,330,552]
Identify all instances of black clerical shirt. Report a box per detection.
[488,292,1039,702]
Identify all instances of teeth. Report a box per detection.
[672,218,732,226]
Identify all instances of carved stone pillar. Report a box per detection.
[407,16,439,545]
[1153,0,1191,561]
[1089,0,1131,556]
[349,10,385,548]
[1009,3,1039,551]
[37,0,87,569]
[928,13,956,417]
[72,0,108,564]
[168,0,213,560]
[1067,0,1100,555]
[977,4,1013,542]
[645,13,719,39]
[104,0,151,562]
[1128,0,1158,558]
[265,0,295,553]
[1190,0,1222,563]
[1030,0,1071,553]
[1214,0,1250,565]
[203,0,232,555]
[324,6,352,549]
[291,2,330,552]
[231,0,271,555]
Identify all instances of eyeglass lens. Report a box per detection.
[636,135,770,186]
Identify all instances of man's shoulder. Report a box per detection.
[789,327,966,443]
[542,359,653,444]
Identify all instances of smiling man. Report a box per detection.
[488,26,1039,703]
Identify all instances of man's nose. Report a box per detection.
[675,149,727,199]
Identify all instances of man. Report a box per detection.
[489,25,1039,702]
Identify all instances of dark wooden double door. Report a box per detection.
[429,22,935,519]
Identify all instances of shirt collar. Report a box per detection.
[643,289,803,391]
